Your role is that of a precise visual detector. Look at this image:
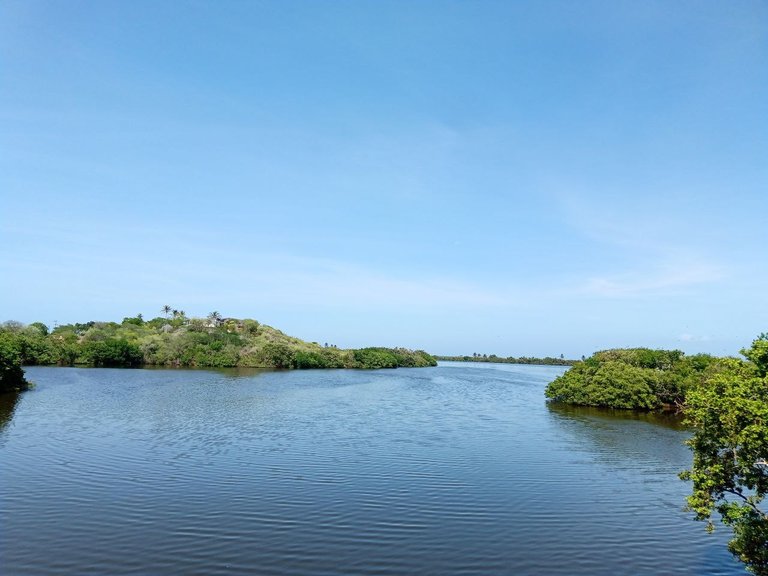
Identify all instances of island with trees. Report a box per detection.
[0,309,436,371]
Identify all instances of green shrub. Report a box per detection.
[260,343,296,369]
[0,333,30,393]
[82,339,144,367]
[546,348,716,410]
[353,348,399,369]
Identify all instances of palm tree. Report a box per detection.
[162,305,172,319]
[207,311,222,326]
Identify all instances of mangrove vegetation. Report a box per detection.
[544,347,722,410]
[0,331,31,394]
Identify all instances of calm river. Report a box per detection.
[1,363,744,575]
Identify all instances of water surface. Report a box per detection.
[1,363,744,575]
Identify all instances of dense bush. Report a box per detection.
[81,339,144,367]
[392,348,438,367]
[259,343,295,369]
[0,333,30,393]
[293,349,348,369]
[352,347,437,369]
[353,348,399,369]
[545,348,719,410]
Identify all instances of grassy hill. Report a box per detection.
[0,314,436,370]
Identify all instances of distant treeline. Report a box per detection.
[435,353,576,366]
[0,313,436,373]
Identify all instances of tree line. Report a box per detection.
[436,353,575,366]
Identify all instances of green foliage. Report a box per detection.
[353,347,399,369]
[0,322,58,366]
[293,351,322,369]
[29,322,49,336]
[743,334,768,377]
[122,315,145,326]
[0,333,30,393]
[352,347,437,369]
[292,348,349,369]
[260,343,295,369]
[680,335,768,575]
[0,315,436,372]
[391,348,438,368]
[547,360,661,409]
[545,347,716,410]
[16,330,58,365]
[242,319,260,335]
[82,339,143,367]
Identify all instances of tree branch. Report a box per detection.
[723,488,767,519]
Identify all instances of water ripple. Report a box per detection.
[0,364,745,575]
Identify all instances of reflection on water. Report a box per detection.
[0,391,21,435]
[141,364,274,379]
[547,400,688,430]
[545,398,692,480]
[0,364,745,576]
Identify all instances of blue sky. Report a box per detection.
[1,0,766,357]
